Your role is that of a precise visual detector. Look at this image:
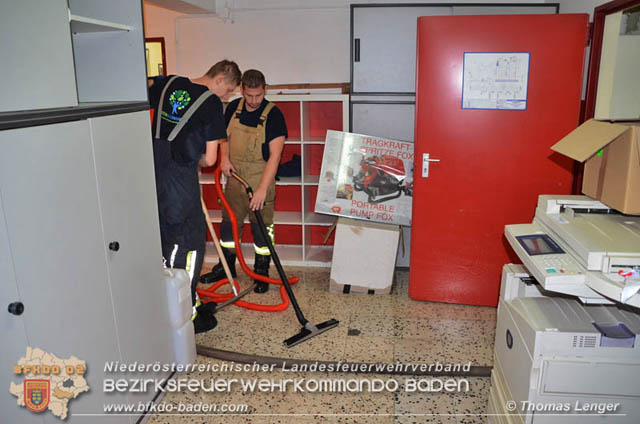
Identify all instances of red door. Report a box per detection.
[409,14,588,307]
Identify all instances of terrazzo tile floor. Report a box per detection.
[146,267,497,424]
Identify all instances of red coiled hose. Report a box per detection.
[196,166,299,312]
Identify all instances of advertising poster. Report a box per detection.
[315,130,414,226]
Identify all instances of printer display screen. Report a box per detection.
[516,234,564,256]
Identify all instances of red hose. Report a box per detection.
[196,166,299,312]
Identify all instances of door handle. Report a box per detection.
[422,153,440,178]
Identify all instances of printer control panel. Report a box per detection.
[505,224,586,290]
[533,254,581,276]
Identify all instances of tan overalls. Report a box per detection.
[221,98,276,255]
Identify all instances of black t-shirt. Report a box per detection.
[149,75,226,165]
[224,98,288,161]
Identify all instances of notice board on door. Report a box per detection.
[462,52,530,110]
[315,130,414,226]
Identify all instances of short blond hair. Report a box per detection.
[205,60,241,85]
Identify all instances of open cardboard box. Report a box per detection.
[551,119,640,214]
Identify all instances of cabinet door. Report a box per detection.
[351,102,415,142]
[89,112,173,379]
[69,0,147,103]
[0,0,77,112]
[0,196,44,424]
[352,6,451,94]
[0,121,130,422]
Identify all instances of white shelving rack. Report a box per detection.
[201,93,349,267]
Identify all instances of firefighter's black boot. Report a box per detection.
[193,302,217,334]
[199,247,236,284]
[253,254,270,293]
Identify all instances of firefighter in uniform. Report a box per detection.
[200,69,287,293]
[149,60,241,333]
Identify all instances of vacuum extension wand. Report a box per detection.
[230,171,339,348]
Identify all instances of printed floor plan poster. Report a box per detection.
[315,130,414,226]
[462,52,530,110]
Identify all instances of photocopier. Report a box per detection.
[488,195,640,424]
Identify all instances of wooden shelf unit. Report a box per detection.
[201,93,348,266]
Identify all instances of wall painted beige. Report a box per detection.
[143,1,184,75]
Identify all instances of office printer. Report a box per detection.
[488,195,640,424]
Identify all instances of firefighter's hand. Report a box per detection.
[221,157,236,177]
[249,187,267,211]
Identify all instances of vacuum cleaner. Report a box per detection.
[198,168,299,313]
[229,171,339,347]
[199,167,339,347]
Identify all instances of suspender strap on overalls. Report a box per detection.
[232,98,275,128]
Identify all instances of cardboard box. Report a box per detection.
[329,217,400,295]
[551,119,640,215]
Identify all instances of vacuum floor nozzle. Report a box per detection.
[284,319,340,348]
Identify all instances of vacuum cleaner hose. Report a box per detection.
[196,166,300,312]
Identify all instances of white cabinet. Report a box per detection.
[201,94,349,266]
[0,113,172,423]
[1,1,172,422]
[0,0,78,112]
[352,6,451,95]
[0,0,147,113]
[68,0,147,103]
[351,102,415,142]
[350,3,558,96]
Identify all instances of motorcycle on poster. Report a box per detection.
[315,130,413,226]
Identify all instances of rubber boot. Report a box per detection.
[253,254,271,293]
[199,247,236,284]
[193,302,218,334]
